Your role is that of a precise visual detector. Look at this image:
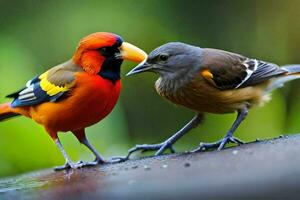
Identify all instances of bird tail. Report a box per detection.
[282,64,300,74]
[0,103,20,122]
[265,64,300,93]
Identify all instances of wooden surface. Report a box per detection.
[1,135,300,200]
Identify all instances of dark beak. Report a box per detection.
[126,60,152,76]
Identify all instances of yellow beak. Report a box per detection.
[119,42,147,63]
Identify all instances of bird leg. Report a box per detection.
[191,106,248,153]
[79,136,106,166]
[54,138,85,171]
[73,130,125,166]
[124,113,204,159]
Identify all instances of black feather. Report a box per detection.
[241,61,287,87]
[0,113,20,122]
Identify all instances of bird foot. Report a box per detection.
[87,156,127,165]
[124,141,176,160]
[54,161,85,171]
[74,160,99,167]
[190,136,244,153]
[72,156,127,168]
[105,156,128,163]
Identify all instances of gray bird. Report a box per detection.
[125,42,300,157]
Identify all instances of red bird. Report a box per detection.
[0,32,147,170]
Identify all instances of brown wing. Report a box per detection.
[200,48,287,90]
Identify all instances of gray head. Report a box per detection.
[126,42,203,79]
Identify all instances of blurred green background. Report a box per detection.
[0,0,300,177]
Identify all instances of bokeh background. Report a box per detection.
[0,0,300,177]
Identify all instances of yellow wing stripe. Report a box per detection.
[39,72,71,96]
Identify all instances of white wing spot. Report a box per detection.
[235,59,258,88]
[18,83,37,101]
[19,85,34,95]
[19,93,36,101]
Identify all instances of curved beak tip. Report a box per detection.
[126,60,150,76]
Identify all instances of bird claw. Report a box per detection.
[228,136,244,145]
[105,156,128,163]
[54,161,85,171]
[124,142,176,160]
[190,136,244,153]
[54,156,127,171]
[80,156,127,167]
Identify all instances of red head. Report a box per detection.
[73,32,147,80]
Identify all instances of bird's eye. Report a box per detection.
[99,47,114,56]
[159,54,169,61]
[101,47,108,53]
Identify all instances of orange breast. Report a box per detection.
[29,73,121,132]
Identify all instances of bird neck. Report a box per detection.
[155,66,200,96]
[98,58,123,83]
[155,76,186,96]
